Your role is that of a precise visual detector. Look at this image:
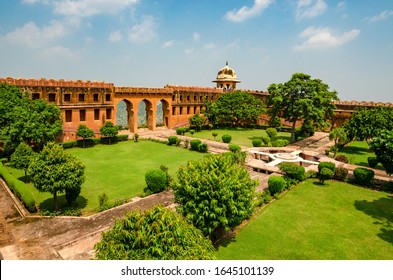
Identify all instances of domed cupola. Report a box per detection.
[212,61,241,90]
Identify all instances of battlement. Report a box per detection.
[165,85,224,93]
[115,86,172,94]
[333,100,393,107]
[0,77,114,88]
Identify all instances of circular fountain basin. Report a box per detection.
[274,153,300,161]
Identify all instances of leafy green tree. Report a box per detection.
[76,124,95,148]
[268,73,338,143]
[94,206,215,260]
[370,130,393,175]
[173,153,257,240]
[10,142,34,182]
[344,107,393,143]
[329,127,348,158]
[28,142,85,211]
[100,121,118,144]
[319,168,334,184]
[203,91,266,127]
[189,113,206,131]
[0,85,62,151]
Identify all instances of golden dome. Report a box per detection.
[212,62,240,89]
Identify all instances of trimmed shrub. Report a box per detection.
[353,167,375,186]
[0,163,36,213]
[271,139,290,147]
[198,143,208,153]
[252,139,263,147]
[133,134,139,142]
[319,168,334,184]
[212,132,218,140]
[190,139,202,151]
[167,136,179,146]
[334,167,348,181]
[306,170,317,179]
[279,162,306,182]
[318,162,336,173]
[268,176,287,195]
[61,140,78,149]
[266,128,277,139]
[189,129,195,135]
[221,134,232,143]
[335,155,349,163]
[229,144,241,153]
[381,181,393,193]
[176,128,185,135]
[145,169,167,194]
[117,134,129,142]
[261,136,270,145]
[367,156,379,168]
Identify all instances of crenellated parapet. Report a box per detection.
[0,77,114,88]
[115,86,172,95]
[165,85,224,93]
[333,100,393,108]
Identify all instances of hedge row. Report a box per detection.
[0,162,36,213]
[61,134,129,149]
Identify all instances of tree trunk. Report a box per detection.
[291,120,297,143]
[53,192,58,211]
[333,139,338,158]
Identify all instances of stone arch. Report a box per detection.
[138,99,155,130]
[116,99,135,132]
[156,99,170,128]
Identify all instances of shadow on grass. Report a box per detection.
[39,194,88,212]
[354,195,393,245]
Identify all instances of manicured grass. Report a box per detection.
[185,128,292,147]
[217,180,393,259]
[6,141,205,214]
[337,141,385,170]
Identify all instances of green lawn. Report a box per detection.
[185,128,292,147]
[217,180,393,259]
[337,141,385,170]
[7,141,205,214]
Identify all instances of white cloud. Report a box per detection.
[2,20,68,48]
[162,40,175,48]
[39,46,77,58]
[225,0,272,22]
[193,32,200,42]
[366,10,393,23]
[52,0,139,18]
[295,0,327,20]
[294,26,360,51]
[109,30,123,42]
[203,43,215,49]
[336,1,346,10]
[128,15,156,44]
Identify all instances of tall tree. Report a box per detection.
[76,124,95,148]
[29,142,85,211]
[268,73,338,143]
[203,91,266,127]
[95,206,215,260]
[0,83,27,131]
[9,142,34,182]
[329,127,348,158]
[188,113,206,131]
[369,130,393,176]
[173,153,257,240]
[344,107,393,143]
[100,121,118,144]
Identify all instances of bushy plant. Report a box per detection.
[190,139,202,151]
[252,139,263,147]
[279,162,306,182]
[183,139,189,149]
[98,192,109,207]
[198,143,208,153]
[335,155,349,163]
[271,139,290,147]
[221,134,232,143]
[229,144,241,153]
[334,167,348,181]
[145,169,167,194]
[266,128,278,139]
[268,176,287,195]
[189,129,195,135]
[318,162,336,173]
[380,181,393,193]
[212,132,218,140]
[261,136,270,145]
[306,170,317,179]
[367,156,379,168]
[353,167,375,187]
[319,168,334,184]
[176,128,185,135]
[167,136,179,146]
[133,133,139,142]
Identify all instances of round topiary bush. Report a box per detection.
[367,156,379,168]
[252,139,263,147]
[278,162,306,182]
[268,176,287,195]
[145,169,167,194]
[381,181,393,193]
[198,143,208,153]
[190,139,202,151]
[335,155,349,163]
[318,162,336,173]
[353,167,375,187]
[334,167,348,181]
[266,128,278,139]
[221,134,232,143]
[176,128,185,135]
[261,136,270,145]
[319,167,334,184]
[167,136,179,146]
[229,144,241,153]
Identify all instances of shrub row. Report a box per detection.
[189,139,208,153]
[251,137,289,147]
[0,163,36,213]
[61,134,129,149]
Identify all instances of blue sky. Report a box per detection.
[0,0,392,102]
